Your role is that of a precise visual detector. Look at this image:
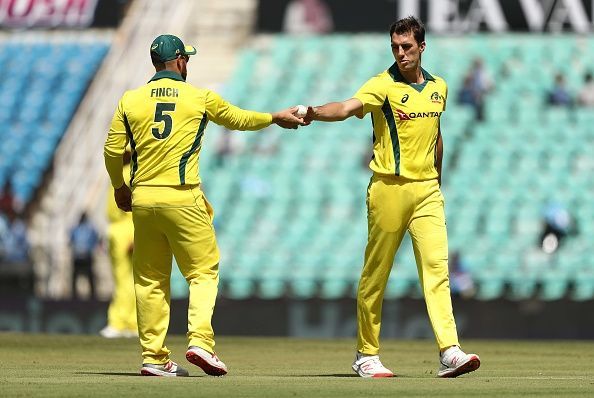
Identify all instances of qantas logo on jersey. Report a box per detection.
[396,109,411,120]
[396,109,442,120]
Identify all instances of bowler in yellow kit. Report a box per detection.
[104,34,305,377]
[302,17,480,378]
[100,154,137,338]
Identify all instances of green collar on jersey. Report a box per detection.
[148,70,185,83]
[388,62,435,85]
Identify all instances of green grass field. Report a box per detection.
[1,334,593,397]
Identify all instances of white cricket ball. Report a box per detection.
[295,105,308,117]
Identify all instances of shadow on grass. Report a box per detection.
[76,371,209,378]
[280,374,361,378]
[78,372,411,379]
[281,373,416,378]
[76,372,142,377]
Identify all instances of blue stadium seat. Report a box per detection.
[0,38,109,204]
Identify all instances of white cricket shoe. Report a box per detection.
[437,346,480,378]
[99,326,126,338]
[186,346,228,376]
[351,353,394,378]
[141,361,189,377]
[99,326,137,338]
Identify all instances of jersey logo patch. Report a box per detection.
[431,91,443,104]
[401,94,409,103]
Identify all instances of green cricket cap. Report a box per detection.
[150,34,197,62]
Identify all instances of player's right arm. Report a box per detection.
[206,91,305,130]
[104,96,132,212]
[104,97,128,189]
[304,75,386,123]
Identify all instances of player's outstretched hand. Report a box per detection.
[271,107,308,129]
[303,106,315,125]
[114,183,132,212]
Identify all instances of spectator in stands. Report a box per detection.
[0,212,9,261]
[539,202,577,254]
[0,211,29,265]
[1,212,29,264]
[0,180,16,218]
[214,129,234,168]
[214,128,249,169]
[70,212,99,299]
[577,72,594,106]
[547,74,573,107]
[0,211,32,293]
[283,0,334,35]
[457,75,480,116]
[448,251,475,299]
[457,58,493,120]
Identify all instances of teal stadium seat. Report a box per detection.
[538,268,570,301]
[475,269,506,301]
[571,271,594,301]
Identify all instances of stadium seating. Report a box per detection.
[0,39,109,204]
[175,34,594,301]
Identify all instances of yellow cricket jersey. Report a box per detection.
[353,63,447,180]
[104,70,273,188]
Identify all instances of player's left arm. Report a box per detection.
[435,125,443,187]
[206,91,304,131]
[436,81,447,187]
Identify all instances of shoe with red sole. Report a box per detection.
[352,353,394,378]
[186,346,228,376]
[437,346,480,378]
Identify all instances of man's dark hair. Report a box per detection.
[151,52,165,71]
[389,16,425,44]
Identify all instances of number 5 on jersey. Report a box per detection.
[152,103,176,139]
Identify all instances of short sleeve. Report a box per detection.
[352,76,387,117]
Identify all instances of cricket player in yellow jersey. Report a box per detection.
[100,151,137,338]
[302,17,480,378]
[104,34,305,377]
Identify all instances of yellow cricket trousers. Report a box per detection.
[357,174,459,354]
[106,219,137,331]
[132,185,220,365]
